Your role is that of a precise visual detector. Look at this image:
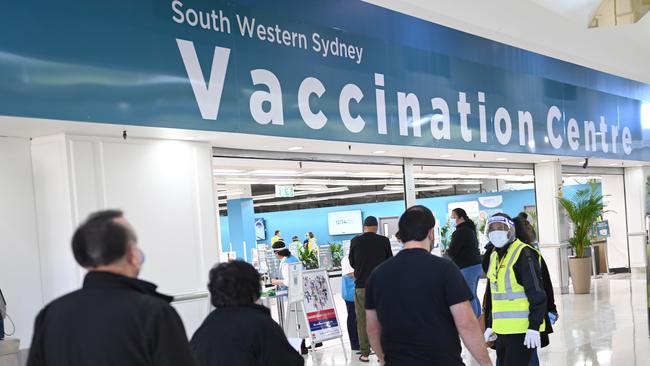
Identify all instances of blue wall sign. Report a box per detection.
[2,0,649,160]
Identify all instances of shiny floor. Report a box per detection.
[303,273,650,366]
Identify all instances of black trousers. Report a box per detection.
[496,334,533,366]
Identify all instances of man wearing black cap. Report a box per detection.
[349,215,392,362]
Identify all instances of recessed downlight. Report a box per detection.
[372,150,386,154]
[440,154,452,158]
[287,146,303,151]
[496,157,508,161]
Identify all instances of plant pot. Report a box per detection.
[569,257,592,294]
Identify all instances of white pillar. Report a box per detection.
[624,167,650,271]
[403,158,416,209]
[601,175,630,270]
[534,161,570,294]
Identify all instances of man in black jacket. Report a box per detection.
[349,216,392,362]
[27,210,196,366]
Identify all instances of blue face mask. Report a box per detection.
[489,231,510,248]
[449,220,457,228]
[138,248,146,266]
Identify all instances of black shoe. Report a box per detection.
[315,342,323,348]
[300,346,309,355]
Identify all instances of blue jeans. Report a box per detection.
[460,264,482,317]
[345,300,359,350]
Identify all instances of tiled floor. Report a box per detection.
[302,273,650,366]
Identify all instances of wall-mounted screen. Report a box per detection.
[255,218,266,241]
[328,210,363,235]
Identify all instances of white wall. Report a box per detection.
[624,167,649,270]
[0,137,44,348]
[31,135,219,338]
[601,175,630,269]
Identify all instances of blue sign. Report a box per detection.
[1,0,649,160]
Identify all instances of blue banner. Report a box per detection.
[1,0,649,160]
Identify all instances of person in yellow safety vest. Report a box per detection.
[271,230,282,245]
[483,213,547,366]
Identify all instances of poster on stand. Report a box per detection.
[302,269,341,343]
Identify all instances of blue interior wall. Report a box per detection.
[218,184,594,252]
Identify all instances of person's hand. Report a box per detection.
[523,329,541,349]
[548,312,559,325]
[484,328,497,342]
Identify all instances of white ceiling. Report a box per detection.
[366,0,650,84]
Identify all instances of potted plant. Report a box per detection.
[329,242,343,269]
[558,182,605,294]
[298,246,319,270]
[440,219,451,252]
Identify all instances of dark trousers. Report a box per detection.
[345,300,360,350]
[496,334,533,366]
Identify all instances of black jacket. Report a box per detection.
[191,304,304,366]
[27,271,196,366]
[483,243,547,335]
[349,232,393,288]
[447,222,481,269]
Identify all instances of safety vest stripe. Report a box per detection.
[503,242,525,297]
[492,292,527,300]
[493,311,530,319]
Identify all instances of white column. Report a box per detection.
[402,158,416,209]
[534,161,570,294]
[624,167,650,271]
[601,175,630,270]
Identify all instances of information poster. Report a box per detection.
[264,248,281,280]
[287,263,303,304]
[318,245,332,270]
[302,269,341,342]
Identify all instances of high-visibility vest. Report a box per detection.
[488,239,546,334]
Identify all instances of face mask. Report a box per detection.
[449,220,457,228]
[138,248,146,266]
[489,231,510,248]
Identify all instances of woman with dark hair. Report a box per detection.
[190,261,304,366]
[448,208,482,316]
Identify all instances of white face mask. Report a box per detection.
[489,231,510,248]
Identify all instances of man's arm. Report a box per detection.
[366,309,385,365]
[450,301,492,366]
[349,240,356,268]
[384,238,393,259]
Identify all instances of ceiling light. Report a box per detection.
[496,157,508,161]
[608,163,618,166]
[213,169,245,174]
[352,171,396,177]
[304,171,348,176]
[250,170,299,176]
[440,154,452,158]
[287,146,303,151]
[540,159,551,163]
[372,150,386,154]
